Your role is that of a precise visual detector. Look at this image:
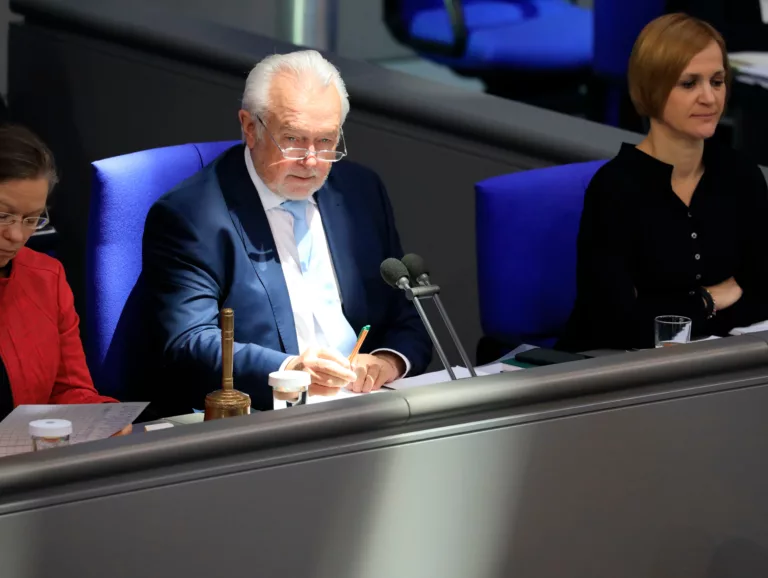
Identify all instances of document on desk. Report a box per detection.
[730,320,768,336]
[388,366,502,390]
[274,365,516,407]
[272,387,383,409]
[308,388,382,404]
[0,402,148,457]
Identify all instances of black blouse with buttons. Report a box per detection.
[558,141,768,352]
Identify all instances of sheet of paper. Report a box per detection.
[476,362,518,374]
[273,387,383,410]
[0,402,148,457]
[274,364,508,408]
[144,422,175,432]
[308,388,382,404]
[388,366,494,390]
[730,319,768,336]
[494,344,538,361]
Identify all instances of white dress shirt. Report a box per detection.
[243,148,410,375]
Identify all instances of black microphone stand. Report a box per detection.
[396,280,457,380]
[425,289,477,378]
[407,267,477,378]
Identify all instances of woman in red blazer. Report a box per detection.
[0,124,119,421]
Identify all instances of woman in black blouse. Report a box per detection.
[559,13,768,352]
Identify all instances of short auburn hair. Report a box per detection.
[628,13,730,119]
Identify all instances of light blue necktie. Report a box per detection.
[280,199,358,355]
[281,200,312,274]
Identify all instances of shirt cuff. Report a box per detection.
[371,348,411,379]
[279,356,295,372]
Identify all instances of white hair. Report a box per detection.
[242,50,350,130]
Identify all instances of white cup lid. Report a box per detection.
[268,370,311,392]
[29,419,72,438]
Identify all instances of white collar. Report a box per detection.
[243,146,317,211]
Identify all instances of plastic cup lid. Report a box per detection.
[29,419,72,438]
[268,370,311,392]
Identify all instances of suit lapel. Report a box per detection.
[216,147,299,354]
[316,178,368,328]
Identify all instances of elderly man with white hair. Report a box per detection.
[141,50,431,415]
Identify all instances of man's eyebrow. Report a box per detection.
[280,124,338,137]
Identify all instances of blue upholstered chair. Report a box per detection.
[86,140,239,397]
[384,0,593,110]
[592,0,667,127]
[474,160,606,355]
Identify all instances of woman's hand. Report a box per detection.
[704,277,743,311]
[111,424,133,436]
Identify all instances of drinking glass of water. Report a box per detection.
[655,315,692,348]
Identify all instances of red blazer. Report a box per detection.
[0,248,116,406]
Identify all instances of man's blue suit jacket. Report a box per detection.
[141,145,432,414]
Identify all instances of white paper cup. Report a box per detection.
[268,370,311,393]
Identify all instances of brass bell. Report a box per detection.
[204,308,251,420]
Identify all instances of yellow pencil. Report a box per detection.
[348,325,370,361]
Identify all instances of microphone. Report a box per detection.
[380,257,411,291]
[401,253,430,286]
[401,254,477,377]
[380,258,456,380]
[380,257,440,300]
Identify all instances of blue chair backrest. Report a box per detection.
[392,0,492,26]
[475,160,607,347]
[86,140,239,395]
[593,0,667,78]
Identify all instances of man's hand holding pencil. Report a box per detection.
[282,325,404,397]
[284,348,357,392]
[346,325,405,393]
